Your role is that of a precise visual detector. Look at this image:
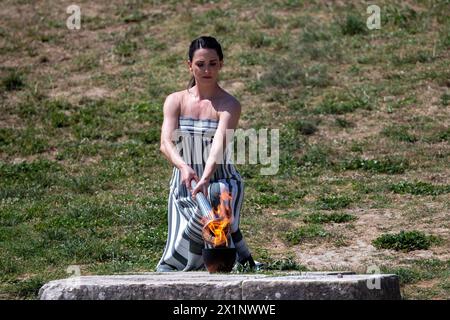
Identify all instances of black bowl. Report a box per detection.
[202,247,236,273]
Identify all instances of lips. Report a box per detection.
[203,76,212,79]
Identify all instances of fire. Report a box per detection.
[202,191,233,247]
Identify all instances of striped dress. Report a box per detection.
[156,116,252,271]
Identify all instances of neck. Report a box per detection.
[190,82,221,100]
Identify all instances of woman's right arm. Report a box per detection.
[159,93,199,190]
[160,92,185,170]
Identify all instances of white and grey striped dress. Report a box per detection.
[156,116,252,271]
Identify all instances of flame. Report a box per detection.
[202,191,233,247]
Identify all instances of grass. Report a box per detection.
[388,181,450,196]
[303,212,356,224]
[1,0,449,299]
[279,210,303,219]
[0,159,62,189]
[314,194,353,210]
[381,259,450,299]
[114,38,138,64]
[313,92,371,115]
[232,257,308,274]
[392,51,435,66]
[1,69,25,91]
[340,14,367,36]
[339,156,409,174]
[262,258,308,272]
[0,128,50,156]
[2,276,49,300]
[291,119,318,136]
[297,145,330,168]
[431,128,450,143]
[247,31,273,48]
[373,230,441,252]
[381,125,418,143]
[250,186,307,209]
[440,93,450,106]
[335,117,354,128]
[285,224,330,245]
[259,58,304,88]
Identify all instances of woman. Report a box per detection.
[157,36,257,271]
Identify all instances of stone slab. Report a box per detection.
[38,272,401,300]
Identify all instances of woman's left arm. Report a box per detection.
[191,101,241,199]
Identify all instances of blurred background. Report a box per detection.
[0,0,449,299]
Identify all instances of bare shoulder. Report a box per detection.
[163,91,183,112]
[166,90,184,103]
[220,90,241,114]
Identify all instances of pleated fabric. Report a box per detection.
[156,116,252,271]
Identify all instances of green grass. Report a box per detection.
[1,0,449,299]
[431,127,450,143]
[72,53,100,72]
[297,145,330,168]
[0,128,49,156]
[392,51,435,66]
[381,125,418,143]
[339,156,409,174]
[279,210,303,219]
[381,259,450,294]
[314,194,353,210]
[1,69,25,91]
[441,93,450,106]
[303,212,356,224]
[382,4,421,32]
[250,185,307,209]
[247,31,273,48]
[291,119,318,136]
[285,224,329,245]
[388,181,450,196]
[335,117,354,128]
[259,58,303,88]
[237,51,268,66]
[2,276,49,300]
[373,230,441,252]
[313,93,371,115]
[114,38,138,64]
[262,258,308,271]
[340,14,367,36]
[0,159,61,184]
[385,267,423,285]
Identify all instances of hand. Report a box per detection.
[180,164,199,194]
[191,178,209,201]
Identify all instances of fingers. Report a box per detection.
[185,181,192,192]
[187,176,209,200]
[191,185,204,201]
[188,176,199,195]
[186,176,199,190]
[191,187,198,201]
[193,186,208,199]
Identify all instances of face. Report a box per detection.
[188,48,223,84]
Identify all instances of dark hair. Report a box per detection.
[187,36,223,89]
